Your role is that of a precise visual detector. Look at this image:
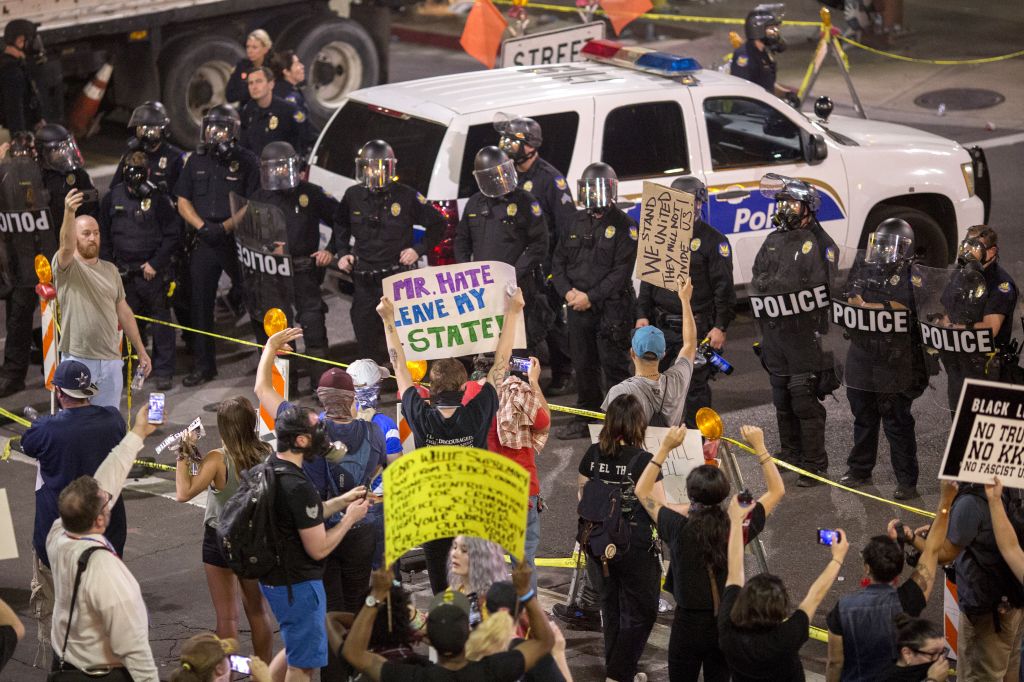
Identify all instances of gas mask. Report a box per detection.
[135,125,164,153]
[124,164,152,199]
[297,421,333,462]
[498,134,534,164]
[771,198,805,231]
[202,123,235,161]
[957,237,991,269]
[763,24,786,53]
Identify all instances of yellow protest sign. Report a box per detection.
[383,446,530,567]
[634,181,695,290]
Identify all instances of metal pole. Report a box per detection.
[830,37,868,118]
[720,441,770,573]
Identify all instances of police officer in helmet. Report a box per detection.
[751,173,837,486]
[455,146,548,349]
[551,162,637,439]
[498,115,577,395]
[99,151,181,390]
[112,101,185,196]
[175,103,259,386]
[251,141,339,370]
[637,176,736,428]
[0,19,43,135]
[731,4,797,102]
[36,123,98,224]
[836,217,925,500]
[336,139,446,364]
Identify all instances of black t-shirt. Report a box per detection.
[718,584,809,682]
[658,502,766,611]
[262,455,326,586]
[511,638,565,682]
[825,579,926,635]
[381,650,525,682]
[883,661,933,681]
[401,384,497,449]
[577,444,661,532]
[0,624,16,673]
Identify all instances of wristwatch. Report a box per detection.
[365,595,385,608]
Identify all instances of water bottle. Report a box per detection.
[23,406,39,422]
[130,365,146,391]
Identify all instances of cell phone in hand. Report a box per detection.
[817,528,840,546]
[228,654,251,674]
[509,356,531,377]
[79,188,100,203]
[148,393,165,424]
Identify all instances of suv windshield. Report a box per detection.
[314,101,446,195]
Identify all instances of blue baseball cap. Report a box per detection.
[53,360,98,399]
[632,326,666,360]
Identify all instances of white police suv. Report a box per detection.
[309,39,990,284]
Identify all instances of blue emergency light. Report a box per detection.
[581,39,702,78]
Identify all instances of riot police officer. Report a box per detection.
[551,162,637,439]
[111,101,185,196]
[454,146,548,349]
[836,218,925,500]
[240,66,314,158]
[99,151,181,391]
[498,116,577,394]
[731,5,795,100]
[751,174,837,486]
[175,104,259,386]
[636,176,736,427]
[36,124,98,224]
[336,139,446,364]
[250,141,339,364]
[0,19,43,134]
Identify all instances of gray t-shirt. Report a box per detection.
[602,356,692,426]
[55,255,125,360]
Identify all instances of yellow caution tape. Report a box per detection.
[490,0,821,27]
[835,34,1024,65]
[0,407,31,428]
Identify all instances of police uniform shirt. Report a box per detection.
[240,96,311,158]
[112,141,186,197]
[636,219,736,331]
[0,52,42,133]
[98,185,181,271]
[43,167,97,227]
[982,262,1018,347]
[551,207,637,307]
[453,189,548,280]
[334,183,446,270]
[174,145,259,222]
[250,181,340,258]
[225,57,255,107]
[517,157,575,254]
[274,81,309,117]
[730,41,776,92]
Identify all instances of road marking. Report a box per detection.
[975,132,1024,149]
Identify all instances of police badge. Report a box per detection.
[141,198,151,211]
[299,194,309,208]
[391,203,401,217]
[269,115,279,130]
[507,203,517,217]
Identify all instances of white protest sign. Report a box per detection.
[938,379,1024,486]
[589,425,705,504]
[155,417,205,454]
[634,181,695,291]
[383,261,527,361]
[0,489,18,560]
[499,23,606,67]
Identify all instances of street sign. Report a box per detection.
[499,22,606,68]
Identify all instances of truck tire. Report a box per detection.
[161,36,244,146]
[865,205,948,267]
[283,19,380,129]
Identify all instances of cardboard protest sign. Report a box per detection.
[633,181,695,291]
[383,261,527,361]
[939,379,1024,486]
[588,425,705,504]
[0,489,18,560]
[383,446,530,567]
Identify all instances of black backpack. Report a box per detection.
[954,486,1024,613]
[576,449,640,576]
[218,459,299,580]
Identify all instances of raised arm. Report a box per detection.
[96,406,157,512]
[254,328,303,417]
[678,277,697,364]
[798,529,848,618]
[726,494,748,587]
[637,426,687,522]
[342,567,391,681]
[908,481,958,598]
[175,448,225,503]
[56,189,84,268]
[987,478,1024,584]
[739,425,785,516]
[509,561,555,672]
[527,357,550,429]
[377,297,413,396]
[487,286,525,388]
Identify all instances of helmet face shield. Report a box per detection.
[202,120,238,145]
[957,237,989,266]
[865,232,912,264]
[355,157,396,190]
[42,139,83,172]
[473,158,518,198]
[136,125,164,144]
[578,177,618,211]
[260,156,300,191]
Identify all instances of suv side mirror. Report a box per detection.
[801,130,828,165]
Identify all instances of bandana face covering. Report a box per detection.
[317,386,355,421]
[355,384,381,411]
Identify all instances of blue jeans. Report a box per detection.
[510,495,541,592]
[62,354,123,410]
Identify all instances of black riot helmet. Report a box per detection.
[128,101,170,152]
[473,146,517,198]
[745,4,785,52]
[670,176,709,210]
[760,173,819,231]
[260,141,301,191]
[577,162,618,213]
[10,131,36,159]
[201,104,241,157]
[122,151,153,199]
[496,115,542,163]
[866,218,914,265]
[355,139,396,191]
[35,124,83,173]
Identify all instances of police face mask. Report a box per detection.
[43,139,83,173]
[203,124,234,159]
[957,237,991,268]
[772,198,804,231]
[136,125,164,152]
[297,421,333,462]
[499,134,534,164]
[124,165,151,198]
[763,24,786,52]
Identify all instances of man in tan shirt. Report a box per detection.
[55,190,150,408]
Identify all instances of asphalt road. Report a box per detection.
[2,40,1024,681]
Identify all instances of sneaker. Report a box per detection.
[182,370,217,387]
[894,485,920,500]
[555,420,592,440]
[838,471,872,488]
[551,602,601,631]
[797,470,827,487]
[546,375,576,397]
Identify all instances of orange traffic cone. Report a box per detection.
[68,63,112,138]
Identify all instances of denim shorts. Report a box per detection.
[260,579,328,669]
